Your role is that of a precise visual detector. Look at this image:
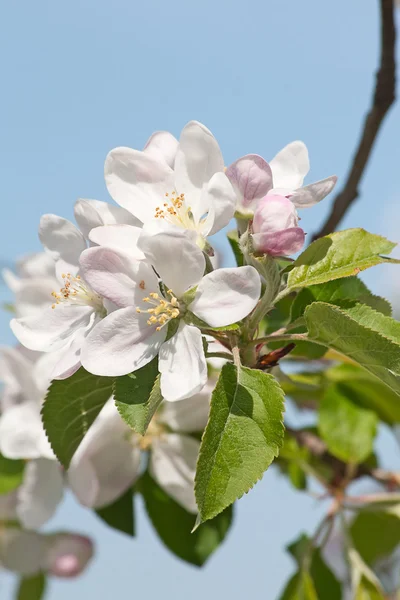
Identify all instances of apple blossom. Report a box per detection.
[79,231,260,400]
[226,141,337,216]
[69,385,211,513]
[104,121,236,248]
[251,194,306,256]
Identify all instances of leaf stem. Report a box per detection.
[247,333,315,347]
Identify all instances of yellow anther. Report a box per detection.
[136,307,141,313]
[149,292,159,299]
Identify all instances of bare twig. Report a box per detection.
[312,0,396,240]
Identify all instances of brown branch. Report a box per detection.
[312,0,396,240]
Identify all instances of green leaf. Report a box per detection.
[140,471,232,566]
[286,229,399,293]
[351,506,400,565]
[318,384,378,464]
[95,488,135,536]
[16,573,46,600]
[290,278,391,322]
[349,548,386,600]
[0,454,25,494]
[114,358,162,436]
[227,230,244,266]
[326,364,400,425]
[279,571,318,600]
[42,367,114,468]
[287,535,341,600]
[195,363,285,522]
[305,302,400,397]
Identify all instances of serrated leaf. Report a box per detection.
[279,571,318,600]
[195,363,285,522]
[227,230,244,267]
[349,548,386,600]
[114,358,162,435]
[140,471,232,566]
[291,278,391,323]
[42,367,114,468]
[305,302,400,397]
[286,229,399,293]
[95,488,135,536]
[0,453,25,494]
[351,507,400,565]
[318,384,378,464]
[16,573,46,600]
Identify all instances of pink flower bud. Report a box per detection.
[226,154,273,214]
[252,194,305,256]
[45,534,94,578]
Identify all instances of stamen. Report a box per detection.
[136,288,181,331]
[50,273,104,313]
[154,191,198,230]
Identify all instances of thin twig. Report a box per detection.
[312,0,396,240]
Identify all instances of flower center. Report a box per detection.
[136,289,180,331]
[138,418,165,451]
[154,191,197,230]
[51,273,104,313]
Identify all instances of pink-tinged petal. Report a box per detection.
[10,305,95,352]
[17,459,64,529]
[226,154,273,213]
[253,194,298,234]
[89,224,145,260]
[150,434,199,513]
[159,322,207,402]
[104,147,174,223]
[201,172,236,236]
[290,175,338,208]
[270,141,310,190]
[74,198,141,239]
[174,121,224,206]
[79,246,158,308]
[143,131,179,168]
[81,307,166,376]
[39,215,86,277]
[45,534,93,578]
[138,231,205,298]
[252,227,305,257]
[190,266,261,327]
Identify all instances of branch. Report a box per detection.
[312,0,396,240]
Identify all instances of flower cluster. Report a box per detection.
[1,120,337,582]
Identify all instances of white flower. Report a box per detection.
[69,384,212,513]
[103,121,236,248]
[226,141,337,216]
[79,231,260,401]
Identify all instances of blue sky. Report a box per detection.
[1,1,400,598]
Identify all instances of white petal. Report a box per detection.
[150,434,199,513]
[174,121,225,206]
[69,400,140,508]
[138,230,205,298]
[16,252,56,279]
[14,277,58,318]
[202,172,236,236]
[270,141,310,190]
[0,529,47,575]
[39,215,86,276]
[48,322,96,381]
[89,224,145,260]
[2,268,21,292]
[190,266,261,327]
[290,175,338,208]
[160,379,212,432]
[159,323,207,402]
[104,147,175,223]
[17,459,64,529]
[10,305,94,352]
[0,402,46,460]
[44,533,93,578]
[0,346,40,408]
[79,246,158,308]
[81,307,166,376]
[74,198,141,239]
[143,131,179,168]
